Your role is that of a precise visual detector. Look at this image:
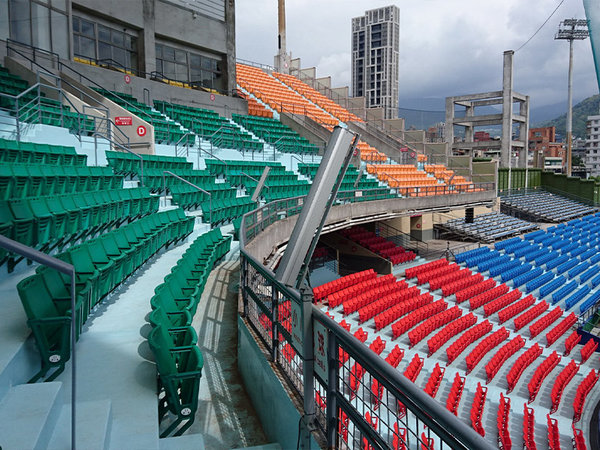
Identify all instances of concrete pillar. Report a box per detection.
[445,97,455,158]
[465,103,474,157]
[518,96,530,168]
[142,0,156,76]
[501,50,514,168]
[225,0,236,93]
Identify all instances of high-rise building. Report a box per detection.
[586,115,600,176]
[351,5,400,119]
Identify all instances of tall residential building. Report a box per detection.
[586,115,600,176]
[351,5,400,120]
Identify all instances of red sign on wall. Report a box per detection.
[137,125,147,137]
[115,116,132,126]
[124,74,131,84]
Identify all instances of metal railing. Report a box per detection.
[238,213,494,449]
[0,235,78,450]
[162,171,212,225]
[376,221,429,256]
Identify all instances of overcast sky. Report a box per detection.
[236,0,598,111]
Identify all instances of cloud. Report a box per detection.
[236,0,598,112]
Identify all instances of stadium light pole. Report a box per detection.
[555,19,589,176]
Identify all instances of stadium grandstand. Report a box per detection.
[0,1,600,450]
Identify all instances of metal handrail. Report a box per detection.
[103,138,144,186]
[0,235,77,450]
[162,171,212,225]
[174,132,196,157]
[240,171,269,189]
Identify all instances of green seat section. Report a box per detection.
[154,100,263,152]
[0,187,159,272]
[147,227,231,437]
[0,138,88,166]
[93,88,188,145]
[298,162,397,203]
[17,208,195,383]
[200,197,257,226]
[231,113,319,155]
[0,65,95,134]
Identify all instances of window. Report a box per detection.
[72,15,138,73]
[156,42,223,91]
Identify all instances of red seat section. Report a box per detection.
[513,301,550,331]
[373,291,432,331]
[523,404,536,450]
[550,359,579,413]
[454,277,496,304]
[547,414,561,450]
[527,350,561,403]
[408,305,462,347]
[497,294,536,323]
[427,312,477,356]
[465,326,509,374]
[357,287,423,323]
[483,286,521,316]
[573,369,599,423]
[546,312,578,347]
[580,338,598,364]
[429,267,472,292]
[385,345,405,368]
[391,299,445,340]
[485,335,525,383]
[573,423,588,450]
[497,393,511,449]
[445,372,465,416]
[446,319,492,364]
[393,423,407,450]
[506,343,543,393]
[470,382,487,437]
[441,272,483,297]
[340,226,416,265]
[403,353,424,382]
[423,362,445,398]
[529,306,563,339]
[471,284,511,310]
[405,258,448,280]
[564,330,581,356]
[313,268,376,301]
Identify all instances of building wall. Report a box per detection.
[0,0,236,93]
[351,5,399,120]
[586,115,600,176]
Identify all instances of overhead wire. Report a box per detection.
[515,0,566,52]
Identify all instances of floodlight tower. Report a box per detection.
[555,19,589,176]
[274,0,291,73]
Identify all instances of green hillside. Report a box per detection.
[537,94,600,139]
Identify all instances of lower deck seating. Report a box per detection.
[17,208,194,382]
[340,226,416,265]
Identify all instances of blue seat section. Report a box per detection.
[526,272,555,293]
[560,242,579,255]
[534,252,558,268]
[512,267,543,288]
[565,285,591,310]
[556,259,579,276]
[591,253,600,265]
[455,246,491,264]
[568,261,591,280]
[551,239,571,251]
[513,243,539,259]
[579,248,597,262]
[524,229,546,241]
[524,247,550,263]
[501,263,532,283]
[494,236,522,251]
[539,275,566,298]
[552,280,579,304]
[580,266,600,284]
[489,258,522,277]
[592,273,600,288]
[581,291,600,314]
[546,254,570,271]
[477,252,507,272]
[502,240,531,255]
[569,246,588,258]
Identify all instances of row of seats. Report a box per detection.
[423,363,445,398]
[497,393,511,449]
[573,369,599,422]
[416,263,459,286]
[200,197,256,226]
[313,268,376,301]
[485,336,525,383]
[446,320,492,364]
[428,267,472,292]
[170,184,236,210]
[506,343,543,393]
[441,273,483,297]
[391,298,443,339]
[1,188,158,271]
[445,372,465,416]
[148,228,231,437]
[580,339,598,363]
[106,151,191,177]
[513,301,550,331]
[0,164,123,200]
[565,331,582,356]
[439,211,537,244]
[529,306,563,338]
[0,138,87,166]
[336,274,399,312]
[546,313,578,346]
[497,295,535,324]
[357,287,421,323]
[550,359,579,414]
[527,351,561,403]
[470,382,487,437]
[427,312,477,357]
[468,283,511,310]
[405,258,448,280]
[339,226,415,266]
[481,288,520,316]
[455,278,496,304]
[501,191,596,223]
[465,327,508,374]
[17,209,193,382]
[373,293,432,331]
[523,404,536,450]
[408,306,462,348]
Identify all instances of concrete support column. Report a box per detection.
[518,97,529,168]
[225,0,236,93]
[445,97,455,158]
[142,0,156,76]
[500,50,514,168]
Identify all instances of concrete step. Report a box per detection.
[0,381,62,450]
[158,433,205,450]
[47,399,112,450]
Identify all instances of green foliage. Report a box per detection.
[538,94,600,139]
